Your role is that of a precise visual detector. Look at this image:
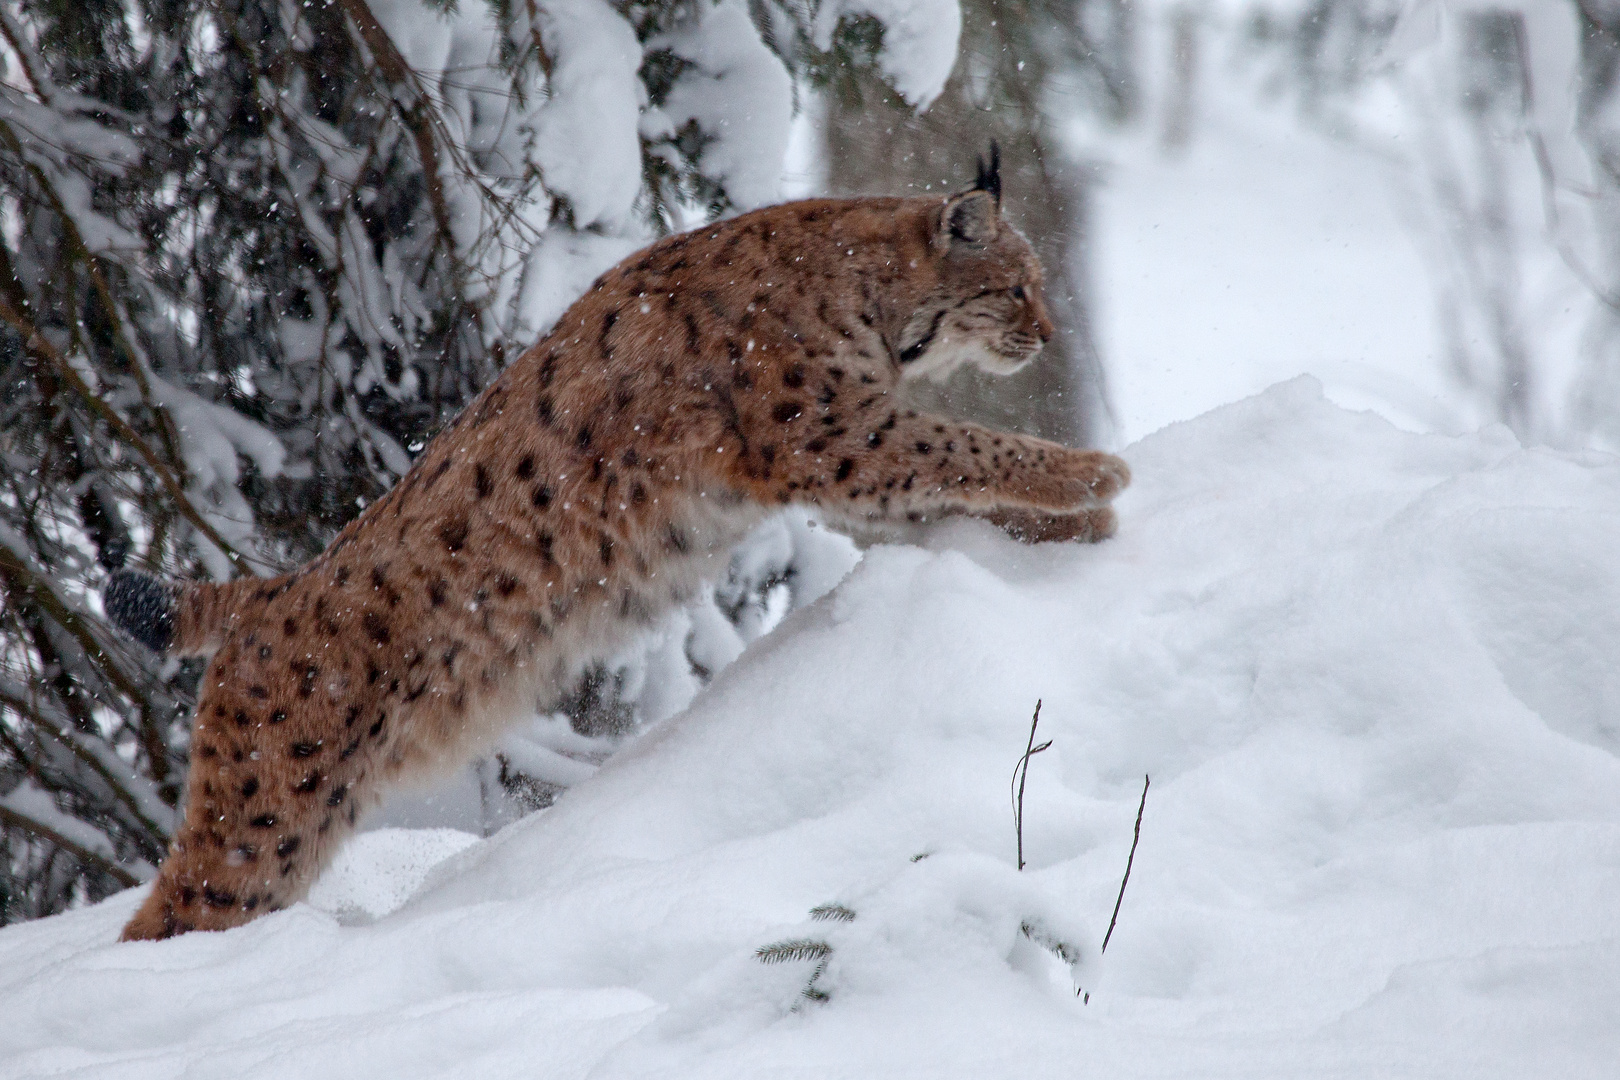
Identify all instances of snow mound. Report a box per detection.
[4,378,1620,1078]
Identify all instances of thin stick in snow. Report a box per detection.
[1102,774,1150,955]
[1010,700,1052,872]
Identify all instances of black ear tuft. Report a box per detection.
[975,141,1002,207]
[104,569,177,653]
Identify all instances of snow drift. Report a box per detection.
[4,378,1618,1078]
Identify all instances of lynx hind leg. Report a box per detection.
[121,683,375,941]
[981,505,1118,544]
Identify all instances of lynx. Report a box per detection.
[106,159,1130,941]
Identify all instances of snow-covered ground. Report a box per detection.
[5,380,1618,1078]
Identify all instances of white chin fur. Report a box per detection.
[901,340,1037,383]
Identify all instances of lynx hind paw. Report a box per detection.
[986,506,1117,544]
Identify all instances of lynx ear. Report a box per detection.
[939,190,999,246]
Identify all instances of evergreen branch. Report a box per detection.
[0,292,255,570]
[754,938,832,964]
[0,681,172,852]
[336,0,465,270]
[0,804,142,888]
[0,115,187,474]
[809,903,856,923]
[801,958,831,1002]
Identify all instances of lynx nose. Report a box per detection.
[1036,315,1054,343]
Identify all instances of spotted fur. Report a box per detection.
[114,185,1129,941]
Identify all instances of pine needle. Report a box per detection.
[755,938,832,965]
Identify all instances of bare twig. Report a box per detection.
[1010,700,1052,872]
[1102,774,1149,955]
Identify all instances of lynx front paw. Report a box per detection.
[984,506,1117,544]
[1069,450,1131,505]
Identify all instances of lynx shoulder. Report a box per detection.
[112,172,1129,941]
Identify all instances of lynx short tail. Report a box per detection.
[104,570,276,658]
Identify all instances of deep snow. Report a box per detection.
[4,380,1619,1078]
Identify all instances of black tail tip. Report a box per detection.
[104,570,176,653]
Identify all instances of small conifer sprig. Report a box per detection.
[1020,920,1081,965]
[754,938,833,965]
[755,902,859,1005]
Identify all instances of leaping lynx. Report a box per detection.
[106,159,1130,941]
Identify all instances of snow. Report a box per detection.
[523,0,646,230]
[5,379,1619,1077]
[649,0,795,211]
[812,0,961,109]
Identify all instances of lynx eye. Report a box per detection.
[1011,286,1027,301]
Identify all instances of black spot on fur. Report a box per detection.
[241,777,259,798]
[516,456,535,480]
[276,836,300,858]
[835,459,855,482]
[362,611,391,645]
[369,715,385,738]
[474,464,493,499]
[283,618,299,637]
[290,742,318,758]
[429,578,449,607]
[783,364,806,388]
[327,784,348,807]
[251,814,276,829]
[270,709,287,724]
[295,770,321,794]
[494,574,519,598]
[774,402,803,423]
[533,485,552,510]
[202,886,236,908]
[439,518,469,553]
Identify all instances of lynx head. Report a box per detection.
[895,146,1056,383]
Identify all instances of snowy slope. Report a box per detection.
[5,380,1620,1078]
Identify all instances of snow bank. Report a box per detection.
[5,379,1619,1078]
